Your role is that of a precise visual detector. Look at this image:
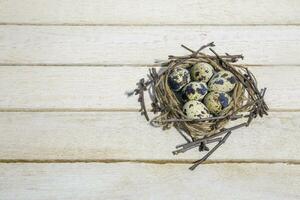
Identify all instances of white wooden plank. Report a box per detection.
[0,66,298,110]
[0,0,299,25]
[0,111,299,161]
[0,163,299,200]
[0,26,299,65]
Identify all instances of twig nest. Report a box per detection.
[182,82,208,101]
[204,92,232,115]
[131,42,269,169]
[183,100,210,119]
[168,66,190,91]
[133,42,268,140]
[208,70,237,92]
[191,62,214,83]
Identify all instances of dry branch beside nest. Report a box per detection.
[129,42,268,170]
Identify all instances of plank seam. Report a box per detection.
[0,108,299,112]
[0,64,300,67]
[0,23,300,26]
[0,108,140,112]
[0,159,299,165]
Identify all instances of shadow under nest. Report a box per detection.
[129,42,268,170]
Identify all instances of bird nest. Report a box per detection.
[129,42,268,170]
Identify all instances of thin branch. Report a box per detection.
[173,137,222,155]
[137,78,149,121]
[189,131,232,170]
[161,114,243,123]
[175,126,192,143]
[174,123,247,154]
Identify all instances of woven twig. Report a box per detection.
[130,42,268,170]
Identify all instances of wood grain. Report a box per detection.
[0,0,299,25]
[0,66,298,110]
[0,26,300,65]
[0,111,299,161]
[0,1,298,199]
[0,163,299,200]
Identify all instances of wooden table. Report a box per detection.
[0,0,299,199]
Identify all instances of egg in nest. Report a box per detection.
[183,100,210,120]
[208,70,237,92]
[168,66,190,91]
[182,82,208,101]
[203,92,232,115]
[191,62,214,83]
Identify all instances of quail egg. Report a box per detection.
[208,70,237,92]
[191,62,214,83]
[203,92,232,115]
[183,100,210,120]
[168,66,191,91]
[182,81,208,101]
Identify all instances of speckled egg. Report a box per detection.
[191,62,214,83]
[208,70,237,92]
[203,92,232,115]
[183,100,210,120]
[182,82,208,101]
[168,67,191,91]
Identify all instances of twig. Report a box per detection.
[161,114,243,123]
[181,44,196,53]
[226,52,244,62]
[245,68,268,117]
[199,141,210,151]
[194,42,216,55]
[173,123,247,154]
[175,126,192,143]
[181,42,215,56]
[168,54,243,61]
[149,68,162,113]
[189,131,232,170]
[137,78,149,121]
[173,137,222,155]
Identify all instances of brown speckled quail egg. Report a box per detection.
[208,70,237,92]
[168,66,191,91]
[203,92,232,115]
[182,81,208,101]
[183,100,210,120]
[191,62,214,83]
